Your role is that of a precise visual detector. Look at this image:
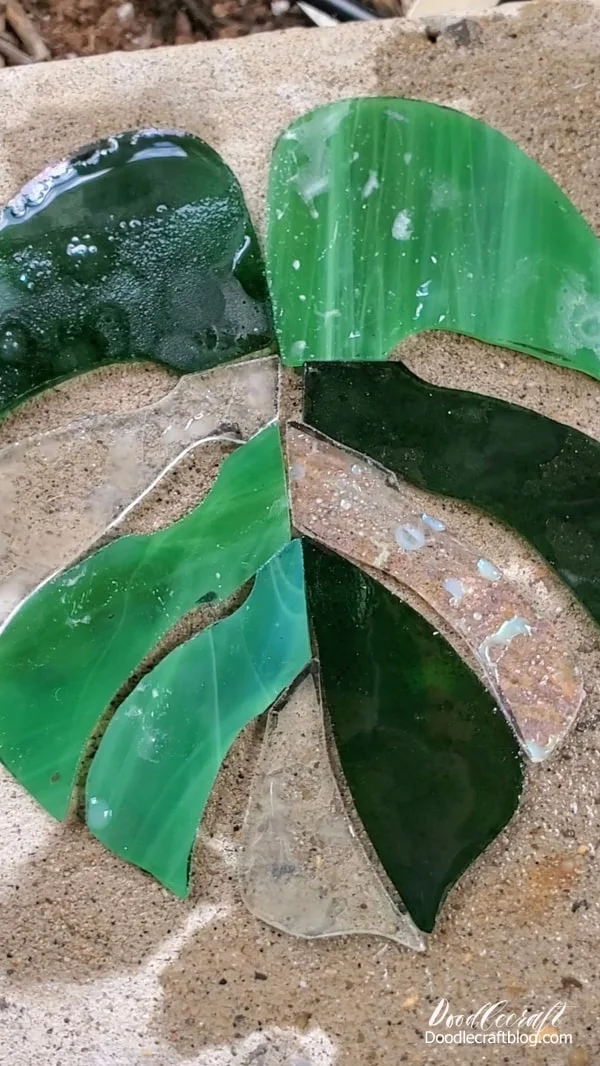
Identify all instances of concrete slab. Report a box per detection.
[0,3,599,1065]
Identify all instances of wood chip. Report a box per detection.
[6,0,49,60]
[0,31,34,63]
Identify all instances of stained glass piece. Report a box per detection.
[303,359,600,627]
[0,129,273,415]
[240,671,425,951]
[0,424,289,819]
[268,98,600,379]
[304,542,524,934]
[0,356,277,625]
[85,540,310,896]
[289,426,584,760]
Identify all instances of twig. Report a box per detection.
[0,30,34,63]
[181,0,214,37]
[6,0,49,60]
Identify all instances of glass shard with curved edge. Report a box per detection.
[85,539,310,897]
[0,424,288,820]
[0,356,278,625]
[268,98,600,378]
[304,542,524,934]
[288,425,584,761]
[303,360,600,628]
[0,129,273,415]
[240,670,425,951]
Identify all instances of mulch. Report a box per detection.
[2,0,401,63]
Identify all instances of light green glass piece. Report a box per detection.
[0,424,289,820]
[85,539,310,896]
[268,98,600,378]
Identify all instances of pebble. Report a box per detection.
[116,2,135,23]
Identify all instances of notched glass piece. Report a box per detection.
[268,98,600,379]
[0,129,273,415]
[85,539,311,897]
[0,424,289,820]
[0,356,278,625]
[304,542,524,934]
[304,360,600,628]
[240,670,425,951]
[289,426,584,761]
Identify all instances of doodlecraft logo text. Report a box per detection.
[425,997,573,1046]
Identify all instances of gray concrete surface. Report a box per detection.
[0,4,599,1064]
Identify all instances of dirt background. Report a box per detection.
[15,0,402,60]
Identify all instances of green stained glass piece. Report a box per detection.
[0,129,273,415]
[304,542,524,933]
[85,539,310,896]
[268,98,600,378]
[304,360,600,627]
[0,424,289,820]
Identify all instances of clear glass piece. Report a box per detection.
[240,671,426,951]
[0,356,277,625]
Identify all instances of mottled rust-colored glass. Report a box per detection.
[304,542,524,933]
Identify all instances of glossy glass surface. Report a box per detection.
[86,540,310,896]
[289,425,584,761]
[304,360,600,627]
[304,542,524,933]
[0,129,273,415]
[0,424,289,819]
[0,356,278,625]
[240,670,425,950]
[268,98,600,378]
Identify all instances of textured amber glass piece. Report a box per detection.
[288,426,584,761]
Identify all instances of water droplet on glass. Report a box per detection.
[87,795,113,830]
[395,523,425,551]
[477,558,502,581]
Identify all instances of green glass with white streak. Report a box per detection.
[0,424,289,820]
[86,539,311,896]
[268,98,600,378]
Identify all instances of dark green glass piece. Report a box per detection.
[86,539,311,896]
[268,98,600,379]
[304,542,524,933]
[0,129,273,414]
[304,361,600,627]
[0,424,289,819]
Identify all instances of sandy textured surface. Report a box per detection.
[0,3,599,1064]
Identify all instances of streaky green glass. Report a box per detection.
[86,539,310,896]
[0,424,289,819]
[304,360,600,627]
[304,541,524,933]
[0,129,273,415]
[268,98,600,379]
